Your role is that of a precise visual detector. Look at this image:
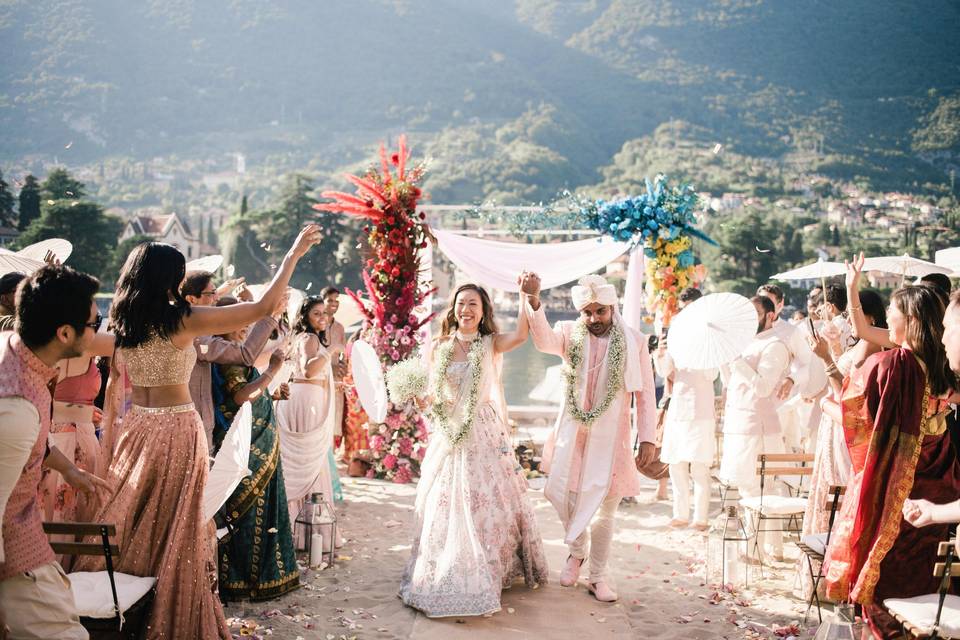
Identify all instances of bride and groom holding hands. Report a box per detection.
[399,271,659,617]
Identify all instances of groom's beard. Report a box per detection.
[588,321,612,336]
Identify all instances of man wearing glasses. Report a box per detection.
[0,265,112,639]
[182,270,287,451]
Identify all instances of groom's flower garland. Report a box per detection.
[430,336,485,447]
[562,321,626,427]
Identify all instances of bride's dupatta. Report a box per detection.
[825,348,927,604]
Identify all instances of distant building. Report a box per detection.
[119,212,209,259]
[0,226,19,248]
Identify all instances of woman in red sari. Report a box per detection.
[824,263,960,639]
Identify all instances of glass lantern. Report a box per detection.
[707,505,750,587]
[294,492,337,567]
[813,603,857,640]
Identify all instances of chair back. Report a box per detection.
[824,485,846,547]
[756,453,814,496]
[43,522,122,622]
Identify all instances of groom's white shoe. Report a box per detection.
[588,581,618,602]
[560,556,583,587]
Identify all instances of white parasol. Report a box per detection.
[862,253,953,286]
[934,247,960,275]
[203,402,253,523]
[667,292,758,370]
[17,238,73,264]
[0,248,44,276]
[185,254,224,273]
[528,364,564,404]
[772,258,846,292]
[351,339,389,423]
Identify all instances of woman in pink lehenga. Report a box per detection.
[400,284,548,618]
[76,226,321,640]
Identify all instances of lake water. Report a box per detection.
[501,339,563,406]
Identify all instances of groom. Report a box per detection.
[521,272,657,602]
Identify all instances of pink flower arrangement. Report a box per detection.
[397,437,414,456]
[393,464,412,484]
[315,135,435,483]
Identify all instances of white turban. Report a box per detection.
[571,275,618,310]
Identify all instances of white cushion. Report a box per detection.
[68,571,156,619]
[884,593,960,638]
[800,532,829,556]
[740,495,808,515]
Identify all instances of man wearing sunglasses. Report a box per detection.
[0,264,113,639]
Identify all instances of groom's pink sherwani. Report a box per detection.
[528,306,656,504]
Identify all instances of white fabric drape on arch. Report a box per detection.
[431,229,631,293]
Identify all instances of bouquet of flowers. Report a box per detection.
[385,356,429,405]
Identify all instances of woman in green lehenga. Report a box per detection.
[212,298,300,602]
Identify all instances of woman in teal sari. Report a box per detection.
[212,297,300,602]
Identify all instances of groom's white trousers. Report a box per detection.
[563,492,621,583]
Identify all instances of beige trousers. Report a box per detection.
[564,493,621,583]
[0,561,88,639]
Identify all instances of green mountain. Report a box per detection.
[1,0,958,199]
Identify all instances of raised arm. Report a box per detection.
[494,279,532,354]
[846,252,896,349]
[227,350,284,405]
[178,225,322,342]
[521,272,566,357]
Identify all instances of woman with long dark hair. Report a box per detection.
[75,226,321,639]
[825,257,960,639]
[275,296,340,544]
[400,282,548,618]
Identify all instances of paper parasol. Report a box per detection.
[0,248,44,276]
[667,292,758,370]
[862,254,953,284]
[203,402,252,522]
[772,257,846,290]
[185,254,224,273]
[934,247,960,275]
[350,339,389,423]
[17,238,73,264]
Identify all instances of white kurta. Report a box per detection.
[718,329,790,491]
[653,351,717,465]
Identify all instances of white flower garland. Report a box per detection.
[430,335,485,447]
[562,320,626,427]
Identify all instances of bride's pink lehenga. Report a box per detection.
[399,335,548,617]
[75,337,230,639]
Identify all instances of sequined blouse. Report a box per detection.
[120,334,197,387]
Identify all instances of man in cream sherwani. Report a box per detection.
[521,272,657,603]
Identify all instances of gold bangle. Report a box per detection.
[849,305,862,313]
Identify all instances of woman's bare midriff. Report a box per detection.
[131,384,194,408]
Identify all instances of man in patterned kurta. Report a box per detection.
[522,273,657,603]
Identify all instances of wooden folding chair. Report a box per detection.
[739,453,814,574]
[794,485,845,622]
[885,539,960,639]
[44,522,156,640]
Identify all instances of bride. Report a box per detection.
[399,281,549,617]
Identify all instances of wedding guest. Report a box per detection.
[0,272,25,331]
[182,270,284,451]
[718,295,791,561]
[653,287,717,530]
[321,286,348,449]
[276,296,341,543]
[0,265,111,639]
[400,281,548,616]
[824,277,960,639]
[211,297,299,602]
[75,226,321,639]
[798,289,885,599]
